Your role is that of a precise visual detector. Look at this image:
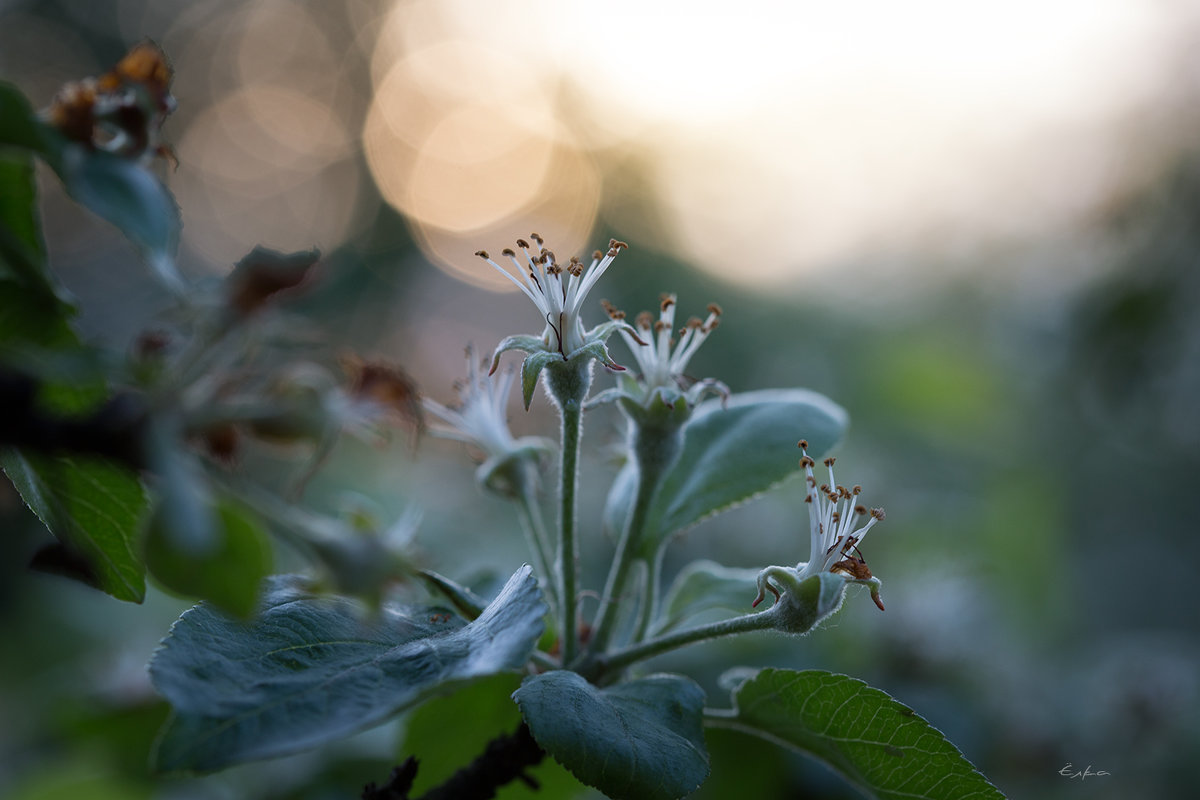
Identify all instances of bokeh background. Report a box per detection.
[2,0,1200,798]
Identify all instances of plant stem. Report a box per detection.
[514,466,556,616]
[589,463,659,652]
[596,606,780,677]
[552,379,586,665]
[589,418,683,654]
[632,546,666,643]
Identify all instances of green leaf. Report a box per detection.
[707,669,1006,800]
[144,495,272,618]
[515,671,709,800]
[54,146,182,290]
[656,560,759,634]
[0,82,48,152]
[149,565,546,772]
[637,389,847,557]
[0,452,147,602]
[400,674,584,800]
[0,153,51,288]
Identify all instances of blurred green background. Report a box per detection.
[2,1,1199,798]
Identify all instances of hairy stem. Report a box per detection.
[596,605,780,677]
[589,462,659,652]
[544,361,590,664]
[633,546,667,643]
[589,420,683,654]
[514,465,556,616]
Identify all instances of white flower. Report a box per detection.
[476,235,629,358]
[755,440,886,611]
[477,235,642,409]
[423,347,553,489]
[600,294,728,408]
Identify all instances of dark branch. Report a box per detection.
[364,723,546,800]
[0,368,148,470]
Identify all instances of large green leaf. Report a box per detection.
[150,565,546,772]
[515,671,709,800]
[707,669,1006,800]
[615,389,846,558]
[0,452,147,602]
[0,153,51,291]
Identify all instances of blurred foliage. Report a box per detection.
[2,4,1199,800]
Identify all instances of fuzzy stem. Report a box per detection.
[633,546,666,642]
[514,465,556,616]
[589,419,683,654]
[596,605,780,677]
[544,361,591,664]
[589,464,659,652]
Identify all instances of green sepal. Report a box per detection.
[755,568,847,634]
[489,334,546,373]
[520,350,562,410]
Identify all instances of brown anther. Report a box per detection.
[852,485,862,495]
[654,320,669,332]
[798,439,809,449]
[831,511,841,524]
[806,476,817,486]
[799,455,815,468]
[660,295,675,311]
[516,238,530,249]
[601,299,625,320]
[592,249,604,260]
[685,317,704,330]
[568,263,584,277]
[706,319,721,332]
[854,504,867,516]
[804,494,813,503]
[530,232,544,245]
[707,302,723,316]
[501,248,516,257]
[474,250,488,258]
[819,483,829,492]
[824,456,836,467]
[542,250,556,263]
[609,239,629,250]
[636,311,653,329]
[870,508,886,520]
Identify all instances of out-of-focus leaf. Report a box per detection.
[149,565,545,772]
[656,560,759,634]
[400,674,584,800]
[144,495,271,618]
[0,82,48,152]
[0,452,146,602]
[636,389,846,557]
[707,669,1006,800]
[515,671,709,800]
[0,153,53,295]
[54,146,181,290]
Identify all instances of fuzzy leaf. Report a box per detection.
[636,389,846,557]
[515,671,709,800]
[707,669,1006,800]
[150,565,545,771]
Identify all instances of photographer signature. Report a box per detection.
[1059,763,1111,780]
